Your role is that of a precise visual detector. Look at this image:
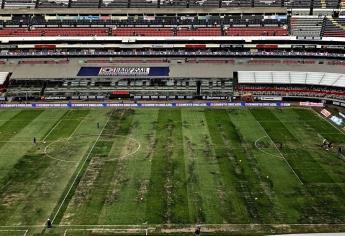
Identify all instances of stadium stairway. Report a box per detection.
[320,0,327,8]
[323,16,345,37]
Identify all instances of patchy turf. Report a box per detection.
[0,107,345,235]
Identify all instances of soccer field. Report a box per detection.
[0,107,345,235]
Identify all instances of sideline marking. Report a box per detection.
[312,109,345,136]
[252,115,304,185]
[51,111,114,223]
[0,229,28,236]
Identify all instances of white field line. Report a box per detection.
[43,138,78,163]
[42,119,62,142]
[0,229,28,236]
[67,119,85,141]
[311,109,345,159]
[0,225,43,228]
[43,110,73,141]
[105,136,141,162]
[253,117,304,185]
[56,223,345,227]
[254,136,282,159]
[64,228,152,236]
[51,111,113,223]
[4,223,345,229]
[311,109,345,136]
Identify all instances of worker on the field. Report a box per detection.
[194,226,201,236]
[47,218,52,228]
[33,137,36,144]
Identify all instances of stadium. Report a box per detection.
[1,0,345,236]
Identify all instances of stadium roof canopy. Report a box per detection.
[238,71,345,88]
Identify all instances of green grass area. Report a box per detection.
[0,107,345,236]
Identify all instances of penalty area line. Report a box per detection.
[254,136,282,159]
[0,229,28,236]
[51,111,113,223]
[253,116,304,185]
[42,119,63,142]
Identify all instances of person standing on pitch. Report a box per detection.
[194,226,201,236]
[97,122,100,129]
[47,218,52,228]
[33,137,36,144]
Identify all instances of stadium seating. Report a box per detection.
[290,16,324,37]
[38,0,69,7]
[70,0,99,7]
[254,0,283,7]
[131,0,159,7]
[221,0,252,7]
[112,27,174,36]
[0,0,342,8]
[236,70,345,100]
[189,0,220,7]
[0,28,109,36]
[176,27,221,36]
[313,0,339,8]
[225,27,288,36]
[160,0,187,7]
[323,17,345,37]
[4,0,36,8]
[284,0,312,8]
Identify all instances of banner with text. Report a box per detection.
[77,67,170,77]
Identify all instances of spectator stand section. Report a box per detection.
[235,71,345,102]
[0,14,289,37]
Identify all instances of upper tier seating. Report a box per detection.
[0,28,109,36]
[23,14,287,28]
[284,0,312,8]
[38,0,69,7]
[131,0,159,7]
[101,0,128,7]
[225,27,288,36]
[4,0,36,8]
[189,0,220,7]
[70,0,99,7]
[111,27,221,36]
[160,0,188,7]
[312,0,339,8]
[112,27,174,36]
[2,0,343,8]
[221,0,252,7]
[254,0,283,7]
[176,27,221,36]
[290,16,324,37]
